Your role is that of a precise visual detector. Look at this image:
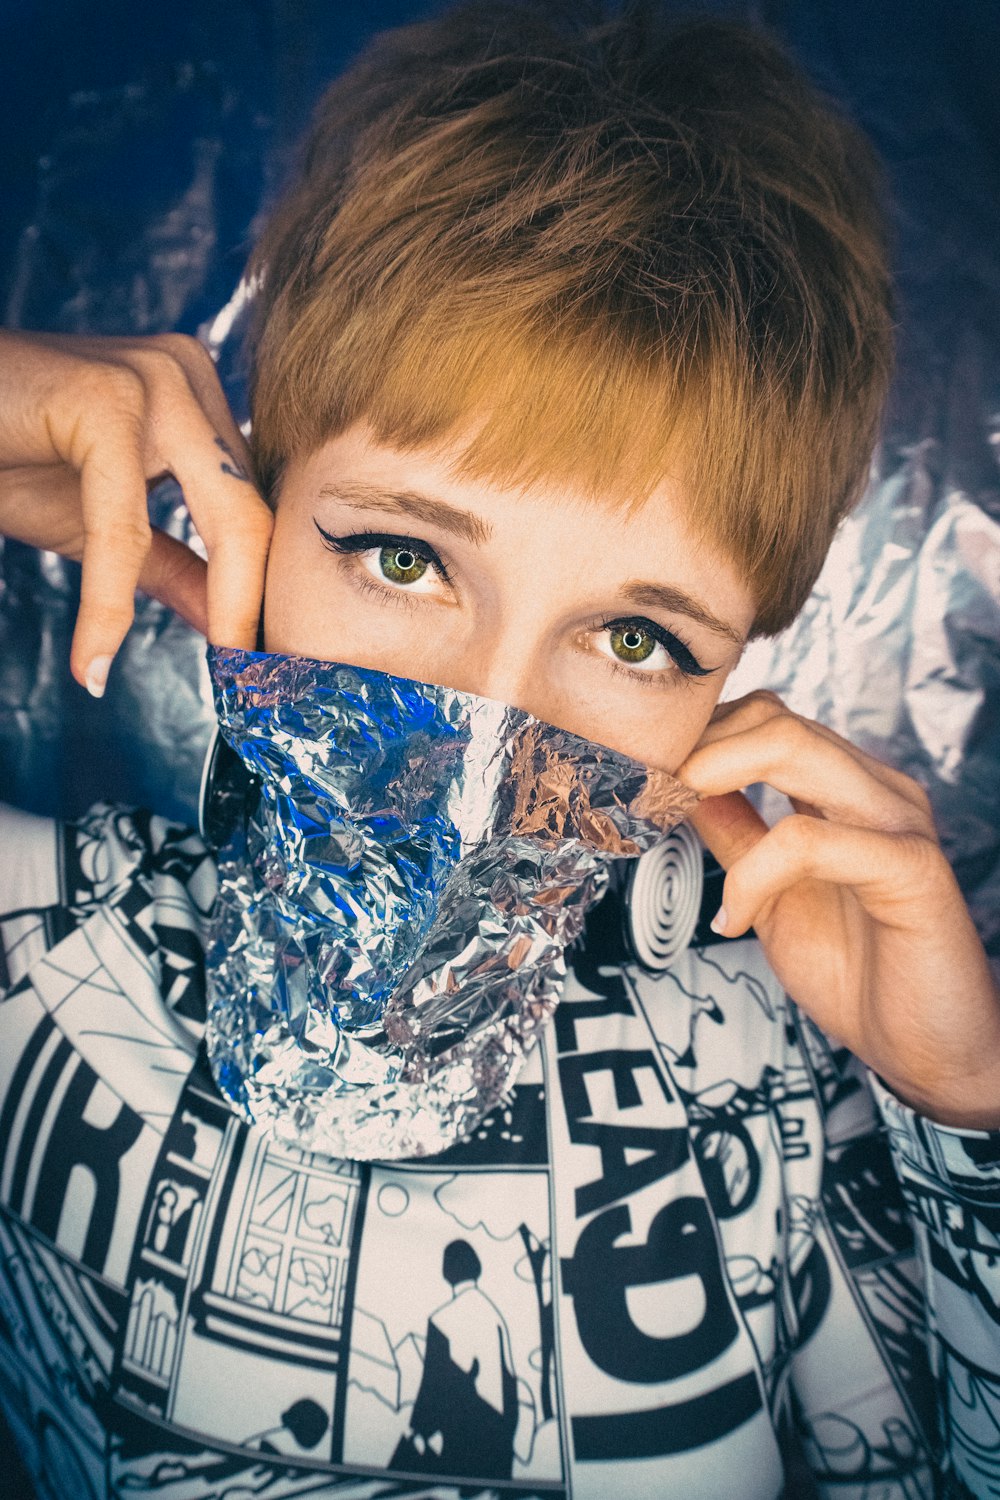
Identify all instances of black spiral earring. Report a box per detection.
[198,727,254,850]
[583,823,731,971]
[623,821,705,968]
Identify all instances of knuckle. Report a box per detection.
[84,516,151,556]
[217,502,273,548]
[246,501,275,537]
[900,830,946,878]
[159,335,222,401]
[156,331,217,379]
[759,710,806,759]
[151,331,196,359]
[133,345,190,390]
[82,601,135,636]
[735,690,788,730]
[905,776,934,818]
[745,689,785,715]
[774,813,816,855]
[91,362,146,418]
[710,689,784,732]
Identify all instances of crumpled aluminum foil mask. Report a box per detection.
[203,646,699,1160]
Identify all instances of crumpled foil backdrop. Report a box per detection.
[204,646,698,1157]
[1,0,998,967]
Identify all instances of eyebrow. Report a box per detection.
[316,482,493,546]
[317,480,744,647]
[621,581,747,648]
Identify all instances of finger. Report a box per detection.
[137,529,209,635]
[149,334,254,472]
[121,337,249,475]
[172,433,273,648]
[706,692,930,813]
[71,425,152,694]
[0,463,84,553]
[802,723,935,818]
[688,791,768,873]
[141,372,272,648]
[678,713,930,836]
[715,813,946,939]
[701,690,791,739]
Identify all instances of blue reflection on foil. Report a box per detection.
[204,645,698,1159]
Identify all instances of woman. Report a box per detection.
[0,5,998,1496]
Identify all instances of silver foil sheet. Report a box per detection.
[204,646,698,1159]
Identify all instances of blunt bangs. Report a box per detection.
[247,3,894,636]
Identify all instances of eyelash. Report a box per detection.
[315,523,714,684]
[598,616,713,683]
[316,525,454,587]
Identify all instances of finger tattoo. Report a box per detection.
[214,436,251,483]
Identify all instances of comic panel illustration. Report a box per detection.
[433,1047,548,1169]
[342,1165,563,1493]
[543,962,784,1500]
[791,1217,936,1498]
[0,985,165,1290]
[112,1071,369,1470]
[937,1342,1000,1498]
[110,1395,555,1500]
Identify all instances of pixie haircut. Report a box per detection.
[248,1,893,636]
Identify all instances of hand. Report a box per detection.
[678,691,1000,1129]
[0,329,273,694]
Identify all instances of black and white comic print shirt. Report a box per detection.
[1,800,999,1500]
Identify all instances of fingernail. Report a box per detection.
[85,655,112,699]
[710,906,728,936]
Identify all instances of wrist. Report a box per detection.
[868,964,1000,1130]
[875,1064,1000,1132]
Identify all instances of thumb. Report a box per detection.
[689,790,768,872]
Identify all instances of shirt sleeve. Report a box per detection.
[869,1070,1000,1498]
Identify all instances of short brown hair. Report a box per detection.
[248,1,893,636]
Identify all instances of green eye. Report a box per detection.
[379,545,429,585]
[609,624,657,663]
